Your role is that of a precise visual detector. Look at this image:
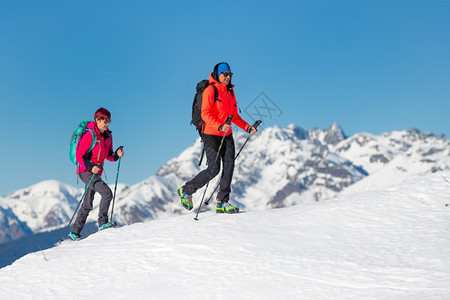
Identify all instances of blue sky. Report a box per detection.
[1,0,449,196]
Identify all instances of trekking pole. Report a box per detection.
[58,173,95,244]
[194,115,233,220]
[110,146,123,222]
[32,233,48,261]
[204,120,262,205]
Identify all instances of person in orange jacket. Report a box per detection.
[178,62,257,213]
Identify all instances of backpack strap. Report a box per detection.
[210,83,219,103]
[86,129,97,153]
[80,129,97,168]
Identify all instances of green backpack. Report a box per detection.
[69,120,97,166]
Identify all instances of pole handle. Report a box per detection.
[225,115,233,125]
[252,120,262,129]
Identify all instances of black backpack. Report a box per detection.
[191,80,235,134]
[191,80,219,166]
[191,80,218,136]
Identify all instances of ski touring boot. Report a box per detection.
[68,231,82,241]
[178,186,193,210]
[216,202,239,214]
[98,221,116,231]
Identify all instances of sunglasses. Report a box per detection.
[221,72,233,78]
[100,119,111,124]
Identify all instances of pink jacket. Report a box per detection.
[75,121,115,175]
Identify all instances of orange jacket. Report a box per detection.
[201,73,250,136]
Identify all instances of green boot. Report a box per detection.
[216,204,225,214]
[217,202,239,214]
[178,186,193,210]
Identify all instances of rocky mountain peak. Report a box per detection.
[323,122,346,145]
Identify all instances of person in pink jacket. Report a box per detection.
[69,107,124,241]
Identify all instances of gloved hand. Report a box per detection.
[246,126,257,135]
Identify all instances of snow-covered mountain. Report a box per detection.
[1,124,449,246]
[0,180,82,243]
[1,171,449,299]
[335,128,450,193]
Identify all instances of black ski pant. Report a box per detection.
[183,134,235,205]
[71,172,112,235]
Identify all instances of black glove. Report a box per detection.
[111,146,123,161]
[112,151,119,161]
[83,160,98,173]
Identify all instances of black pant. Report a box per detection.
[71,172,113,234]
[183,134,235,204]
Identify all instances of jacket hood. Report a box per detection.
[87,121,112,136]
[208,73,234,91]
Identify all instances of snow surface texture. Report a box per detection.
[1,171,449,299]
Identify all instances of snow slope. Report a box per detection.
[335,129,450,194]
[1,171,449,299]
[2,124,449,247]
